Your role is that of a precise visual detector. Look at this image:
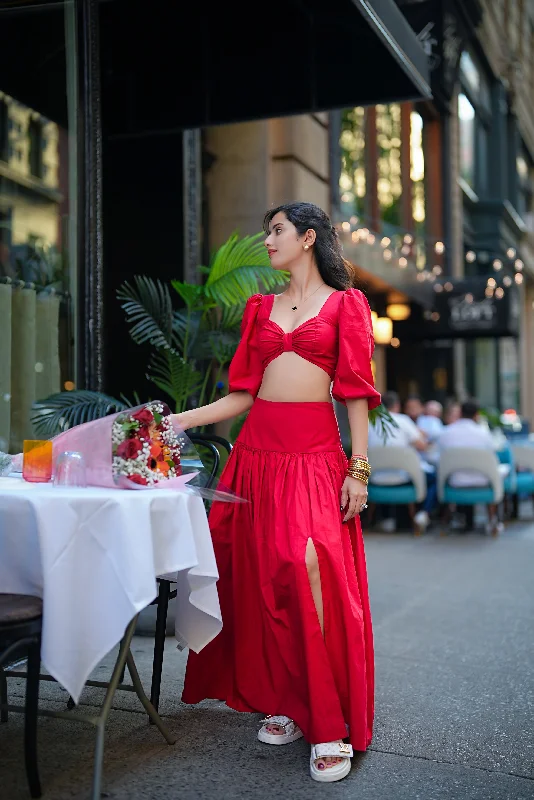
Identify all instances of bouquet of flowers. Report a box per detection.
[51,401,196,491]
[111,402,184,487]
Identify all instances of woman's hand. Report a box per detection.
[341,475,368,522]
[171,411,194,432]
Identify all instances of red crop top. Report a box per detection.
[228,289,381,409]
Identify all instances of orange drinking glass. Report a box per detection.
[23,440,53,483]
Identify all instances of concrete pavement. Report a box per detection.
[2,523,534,799]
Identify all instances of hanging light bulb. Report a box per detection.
[432,265,442,275]
[515,259,524,271]
[398,257,408,268]
[485,287,494,297]
[434,241,445,255]
[495,287,505,298]
[515,272,524,284]
[403,234,413,244]
[373,317,393,345]
[466,251,476,263]
[493,259,503,271]
[487,277,496,288]
[503,275,512,287]
[381,237,391,248]
[401,244,411,255]
[386,303,411,321]
[383,249,393,261]
[342,221,351,232]
[507,247,516,259]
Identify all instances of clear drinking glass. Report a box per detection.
[53,451,87,488]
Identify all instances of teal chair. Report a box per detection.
[510,446,534,516]
[437,448,504,535]
[367,447,427,535]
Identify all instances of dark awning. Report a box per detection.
[0,0,431,134]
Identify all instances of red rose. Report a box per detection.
[129,474,148,486]
[137,426,150,441]
[131,408,154,426]
[117,438,143,459]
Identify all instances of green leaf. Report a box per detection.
[203,231,287,306]
[368,405,399,443]
[31,390,128,438]
[148,350,203,409]
[117,276,173,349]
[171,281,205,310]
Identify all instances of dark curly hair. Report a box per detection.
[263,202,359,290]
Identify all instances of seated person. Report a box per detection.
[368,391,436,529]
[417,400,444,443]
[438,400,505,486]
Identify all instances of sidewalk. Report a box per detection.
[2,522,534,799]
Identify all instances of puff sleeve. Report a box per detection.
[331,288,381,409]
[228,293,264,398]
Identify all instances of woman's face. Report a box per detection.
[264,212,308,270]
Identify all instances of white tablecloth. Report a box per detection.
[0,477,222,703]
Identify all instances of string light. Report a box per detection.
[515,273,524,284]
[507,248,516,259]
[383,249,393,261]
[398,257,408,268]
[401,244,411,255]
[350,216,359,225]
[495,287,505,298]
[444,282,453,291]
[434,284,443,293]
[493,259,503,271]
[381,237,391,247]
[351,231,359,243]
[431,312,440,322]
[485,287,494,297]
[432,265,442,275]
[466,250,476,263]
[434,241,445,254]
[403,234,413,244]
[391,337,401,348]
[367,233,376,245]
[342,221,351,232]
[515,259,524,271]
[487,278,496,287]
[465,293,474,303]
[503,275,512,287]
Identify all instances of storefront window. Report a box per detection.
[499,337,520,411]
[0,2,78,453]
[458,93,476,190]
[340,107,366,219]
[376,103,402,227]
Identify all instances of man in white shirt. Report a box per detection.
[437,400,499,487]
[417,400,444,444]
[368,391,436,530]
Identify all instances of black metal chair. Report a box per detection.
[0,593,43,798]
[148,433,232,716]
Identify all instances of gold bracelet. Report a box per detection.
[347,470,369,485]
[348,456,371,471]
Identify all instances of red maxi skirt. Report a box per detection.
[182,398,374,749]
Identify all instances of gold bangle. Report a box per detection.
[348,456,371,472]
[347,470,369,485]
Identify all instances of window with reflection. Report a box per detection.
[340,107,366,220]
[376,103,402,227]
[0,2,78,453]
[458,92,476,190]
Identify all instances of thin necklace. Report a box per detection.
[287,282,325,311]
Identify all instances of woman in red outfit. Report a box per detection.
[174,202,381,783]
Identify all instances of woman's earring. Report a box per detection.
[304,244,310,251]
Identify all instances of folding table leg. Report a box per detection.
[90,615,176,800]
[0,665,7,723]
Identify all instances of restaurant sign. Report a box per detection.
[427,278,520,339]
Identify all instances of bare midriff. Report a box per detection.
[257,353,333,403]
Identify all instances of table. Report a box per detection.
[0,476,222,798]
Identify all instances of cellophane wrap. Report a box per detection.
[50,401,245,502]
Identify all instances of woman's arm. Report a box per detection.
[172,391,254,431]
[346,398,369,458]
[341,398,369,522]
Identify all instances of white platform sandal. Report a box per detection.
[310,741,353,783]
[257,715,304,745]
